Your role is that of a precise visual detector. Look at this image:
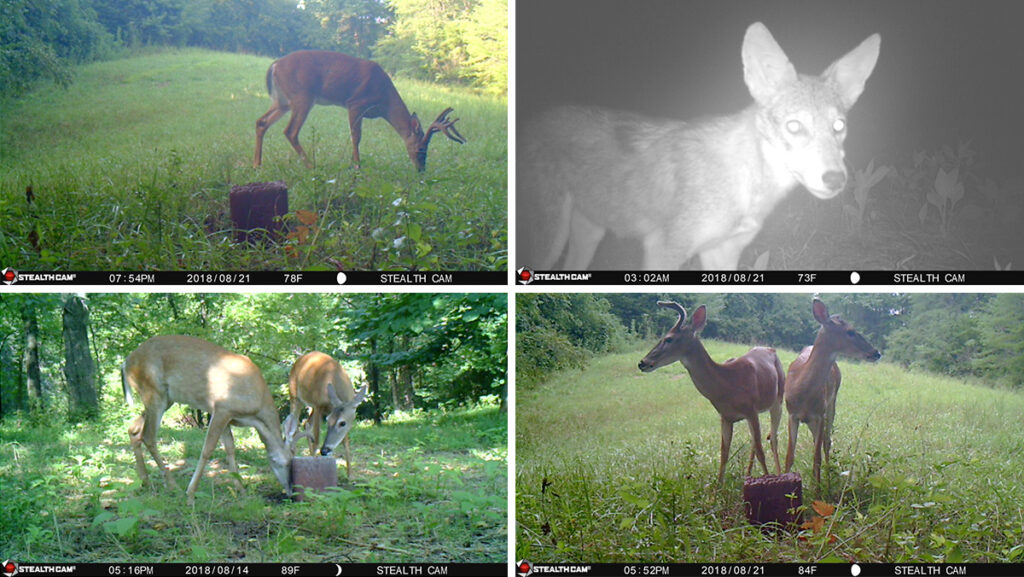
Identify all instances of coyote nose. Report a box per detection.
[823,171,846,191]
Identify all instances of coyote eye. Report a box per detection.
[785,120,803,134]
[833,118,846,133]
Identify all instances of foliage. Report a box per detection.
[376,0,507,94]
[516,294,629,388]
[0,0,114,97]
[521,293,1023,391]
[0,293,506,421]
[0,49,507,271]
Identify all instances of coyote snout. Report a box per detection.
[518,22,881,270]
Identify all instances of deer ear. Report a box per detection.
[410,113,421,131]
[812,299,830,324]
[691,305,708,332]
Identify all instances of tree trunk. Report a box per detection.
[368,336,382,423]
[22,299,42,407]
[1,335,22,414]
[62,294,98,419]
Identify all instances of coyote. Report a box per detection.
[518,22,881,270]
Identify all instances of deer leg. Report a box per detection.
[343,435,352,480]
[563,207,604,269]
[309,408,321,456]
[784,412,800,473]
[769,401,782,474]
[128,413,151,487]
[348,109,364,169]
[282,99,313,168]
[746,415,769,477]
[254,104,288,167]
[810,416,825,484]
[718,417,734,485]
[219,427,244,492]
[186,409,232,505]
[137,403,178,491]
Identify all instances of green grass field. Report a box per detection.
[516,342,1024,563]
[0,48,507,270]
[0,394,507,562]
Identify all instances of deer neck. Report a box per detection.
[384,91,415,139]
[803,330,842,383]
[679,342,729,402]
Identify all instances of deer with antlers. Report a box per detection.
[254,51,465,171]
[638,301,785,484]
[122,335,310,505]
[785,298,880,483]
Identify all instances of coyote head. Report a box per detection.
[743,23,881,199]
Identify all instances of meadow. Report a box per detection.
[516,343,1024,563]
[0,396,507,562]
[0,49,507,271]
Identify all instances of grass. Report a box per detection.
[0,48,507,271]
[0,387,507,562]
[516,342,1024,563]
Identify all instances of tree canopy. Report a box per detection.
[0,292,507,422]
[1,0,508,99]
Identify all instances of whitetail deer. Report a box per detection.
[289,351,369,479]
[122,335,308,505]
[638,301,785,484]
[254,50,465,171]
[785,298,880,483]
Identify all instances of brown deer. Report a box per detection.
[254,51,465,171]
[122,335,308,505]
[638,301,784,484]
[785,298,880,483]
[288,351,369,479]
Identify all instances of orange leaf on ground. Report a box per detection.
[812,500,836,517]
[296,210,318,225]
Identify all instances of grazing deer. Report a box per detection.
[785,298,880,483]
[254,50,466,171]
[518,22,880,270]
[638,301,785,484]
[289,351,369,479]
[122,335,308,505]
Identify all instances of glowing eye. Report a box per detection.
[786,120,803,134]
[833,118,846,132]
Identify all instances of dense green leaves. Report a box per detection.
[519,293,1024,391]
[0,293,507,422]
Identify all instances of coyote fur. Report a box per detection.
[518,22,881,270]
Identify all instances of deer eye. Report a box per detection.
[664,338,673,344]
[846,330,856,337]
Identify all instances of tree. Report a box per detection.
[61,293,97,419]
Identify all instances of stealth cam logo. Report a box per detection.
[3,559,18,577]
[516,266,535,285]
[515,559,533,577]
[2,268,17,285]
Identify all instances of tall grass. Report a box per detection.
[0,48,507,270]
[516,343,1024,562]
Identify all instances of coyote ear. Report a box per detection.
[823,33,881,109]
[742,22,798,105]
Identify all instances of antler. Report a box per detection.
[657,301,687,328]
[427,107,466,144]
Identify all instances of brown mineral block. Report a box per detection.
[743,472,802,528]
[290,456,338,502]
[229,181,288,243]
